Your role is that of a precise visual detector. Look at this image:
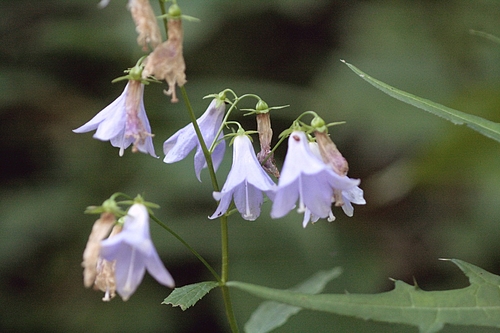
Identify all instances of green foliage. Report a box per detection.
[342,60,500,143]
[245,267,342,333]
[229,260,500,333]
[163,281,219,310]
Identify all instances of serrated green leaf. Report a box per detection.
[342,60,500,143]
[229,259,500,333]
[162,281,219,311]
[245,267,342,333]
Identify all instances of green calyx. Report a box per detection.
[84,193,126,216]
[111,56,161,85]
[132,194,160,210]
[255,100,270,113]
[168,4,181,18]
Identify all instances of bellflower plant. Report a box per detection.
[210,131,276,221]
[71,2,500,332]
[73,61,156,157]
[100,202,175,301]
[163,97,226,181]
[270,130,360,224]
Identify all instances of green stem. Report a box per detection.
[220,214,239,332]
[220,215,229,283]
[150,214,221,283]
[159,0,169,36]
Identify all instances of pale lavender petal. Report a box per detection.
[146,250,175,288]
[163,98,226,179]
[233,183,264,221]
[341,200,354,217]
[270,182,299,219]
[113,247,147,301]
[93,105,127,141]
[194,144,208,182]
[301,172,335,218]
[73,87,127,134]
[209,189,234,219]
[343,186,366,205]
[135,99,157,157]
[211,133,226,172]
[163,124,198,163]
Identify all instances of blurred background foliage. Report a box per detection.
[2,0,500,332]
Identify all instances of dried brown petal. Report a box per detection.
[125,80,153,153]
[93,224,122,301]
[128,0,162,51]
[256,113,280,177]
[142,19,186,102]
[94,258,116,301]
[314,130,349,176]
[82,212,116,288]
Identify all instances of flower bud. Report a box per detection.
[128,0,162,51]
[142,18,186,102]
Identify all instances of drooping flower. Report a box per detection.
[142,5,186,102]
[73,80,157,157]
[99,203,174,301]
[210,134,276,221]
[163,98,226,181]
[270,131,360,224]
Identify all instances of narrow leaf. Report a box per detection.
[341,60,500,143]
[469,30,500,45]
[245,267,342,333]
[228,259,500,333]
[162,281,218,310]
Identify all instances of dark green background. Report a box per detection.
[2,0,500,332]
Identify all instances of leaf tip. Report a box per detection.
[438,257,452,262]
